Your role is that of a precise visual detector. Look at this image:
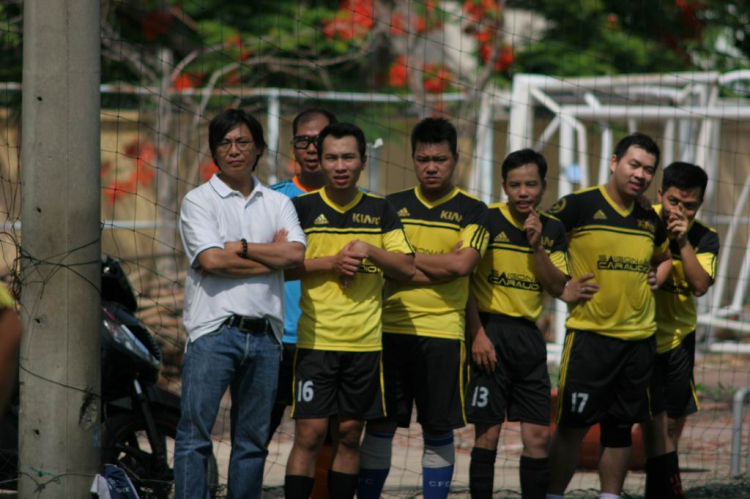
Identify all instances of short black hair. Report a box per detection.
[292,109,338,135]
[411,117,458,157]
[662,162,708,200]
[208,109,267,170]
[317,122,367,160]
[613,132,660,168]
[501,148,548,182]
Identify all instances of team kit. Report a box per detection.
[178,108,719,499]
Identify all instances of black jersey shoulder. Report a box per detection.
[389,187,487,228]
[292,191,327,229]
[680,217,719,256]
[553,186,661,237]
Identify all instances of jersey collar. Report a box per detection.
[415,185,459,209]
[499,202,526,230]
[599,185,634,218]
[320,187,364,214]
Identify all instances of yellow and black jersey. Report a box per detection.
[472,203,569,322]
[654,205,719,353]
[383,186,489,339]
[293,188,414,352]
[548,186,669,340]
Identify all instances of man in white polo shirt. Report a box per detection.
[175,109,306,499]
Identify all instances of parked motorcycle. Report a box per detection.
[0,256,219,498]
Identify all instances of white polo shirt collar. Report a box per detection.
[209,173,264,202]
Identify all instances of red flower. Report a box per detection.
[142,11,172,41]
[104,177,136,205]
[123,140,156,162]
[463,0,485,22]
[322,0,375,40]
[134,159,155,187]
[389,56,408,87]
[199,160,219,182]
[100,161,112,179]
[173,73,200,91]
[479,44,514,71]
[224,71,241,86]
[477,28,494,44]
[224,34,242,50]
[496,46,514,70]
[607,13,618,29]
[413,15,427,34]
[423,65,451,93]
[323,20,336,40]
[390,12,407,35]
[351,0,375,28]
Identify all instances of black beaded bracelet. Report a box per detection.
[241,238,248,259]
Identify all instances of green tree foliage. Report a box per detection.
[511,0,713,76]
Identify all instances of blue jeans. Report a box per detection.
[174,324,281,499]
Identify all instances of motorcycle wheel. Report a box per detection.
[102,411,219,499]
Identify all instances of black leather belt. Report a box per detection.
[223,315,272,334]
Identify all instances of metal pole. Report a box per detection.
[472,91,494,203]
[731,388,750,476]
[508,75,532,152]
[19,1,101,497]
[554,121,575,346]
[266,90,281,185]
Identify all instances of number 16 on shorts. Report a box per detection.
[297,380,314,403]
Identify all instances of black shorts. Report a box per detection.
[557,330,656,427]
[290,348,385,420]
[649,332,699,419]
[466,314,551,426]
[275,342,296,406]
[379,333,467,433]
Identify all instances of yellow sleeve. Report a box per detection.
[550,251,570,275]
[460,224,490,257]
[697,252,717,279]
[0,285,14,309]
[383,229,414,254]
[655,238,670,257]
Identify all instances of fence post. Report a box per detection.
[731,388,750,476]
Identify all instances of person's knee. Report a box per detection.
[522,424,550,453]
[474,424,501,450]
[295,421,327,450]
[666,417,681,440]
[338,420,365,449]
[600,419,632,448]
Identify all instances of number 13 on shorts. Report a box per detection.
[471,386,489,408]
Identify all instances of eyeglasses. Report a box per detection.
[217,138,254,153]
[292,135,319,150]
